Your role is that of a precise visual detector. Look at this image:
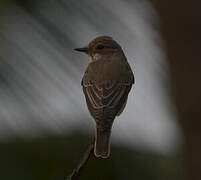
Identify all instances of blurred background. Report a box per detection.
[1,0,200,179]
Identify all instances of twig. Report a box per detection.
[66,138,95,180]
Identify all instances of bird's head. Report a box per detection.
[74,36,122,60]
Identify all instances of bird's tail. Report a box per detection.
[94,127,111,158]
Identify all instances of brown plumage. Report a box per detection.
[74,36,134,158]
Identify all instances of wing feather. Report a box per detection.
[81,59,134,120]
[83,81,132,119]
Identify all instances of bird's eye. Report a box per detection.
[96,45,104,50]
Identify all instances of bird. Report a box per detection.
[74,36,134,158]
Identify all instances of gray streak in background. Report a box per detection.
[0,0,180,153]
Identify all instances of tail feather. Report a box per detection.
[94,127,111,158]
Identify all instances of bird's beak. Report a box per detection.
[74,47,89,54]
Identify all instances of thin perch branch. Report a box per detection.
[67,138,95,180]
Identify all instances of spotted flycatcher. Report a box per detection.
[74,36,134,158]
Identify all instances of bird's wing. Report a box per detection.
[82,75,134,119]
[116,96,128,116]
